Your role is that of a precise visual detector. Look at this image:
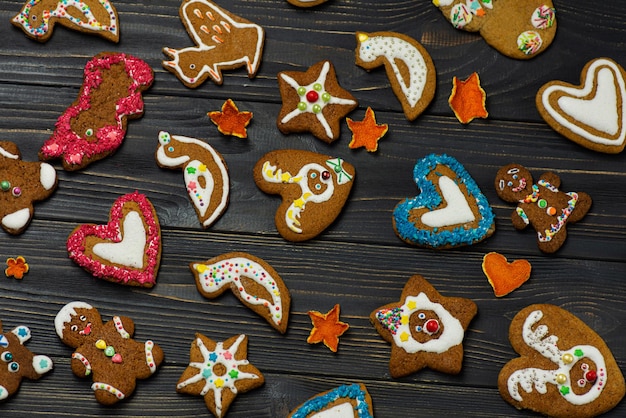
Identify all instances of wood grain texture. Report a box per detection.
[1,0,625,416]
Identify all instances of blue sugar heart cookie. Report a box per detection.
[393,154,495,249]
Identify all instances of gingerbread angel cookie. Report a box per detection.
[495,163,592,253]
[12,0,119,43]
[39,52,154,171]
[0,320,53,401]
[433,0,557,59]
[54,301,164,405]
[0,141,57,235]
[371,274,477,378]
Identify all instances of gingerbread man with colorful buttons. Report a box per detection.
[495,163,592,253]
[54,301,163,405]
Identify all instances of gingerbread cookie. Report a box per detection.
[482,252,531,297]
[163,0,265,88]
[393,153,495,249]
[67,191,162,287]
[433,0,557,59]
[54,301,164,405]
[537,57,626,154]
[12,0,119,42]
[208,99,253,139]
[495,163,592,253]
[177,333,264,418]
[39,52,153,171]
[499,304,625,417]
[190,252,290,333]
[286,0,330,8]
[277,60,358,143]
[156,131,229,229]
[288,383,374,418]
[0,141,57,235]
[355,31,436,121]
[253,149,355,242]
[371,274,477,378]
[0,320,53,401]
[307,304,349,353]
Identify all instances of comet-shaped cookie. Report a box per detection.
[12,0,119,42]
[190,252,290,333]
[156,131,229,229]
[356,31,436,121]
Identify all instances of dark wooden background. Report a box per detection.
[1,0,625,416]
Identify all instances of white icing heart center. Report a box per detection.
[421,175,475,227]
[310,402,354,417]
[92,211,146,268]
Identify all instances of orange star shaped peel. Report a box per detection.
[307,304,349,352]
[448,72,488,124]
[5,256,29,279]
[208,99,253,138]
[347,107,388,152]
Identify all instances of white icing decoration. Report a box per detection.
[261,161,335,234]
[357,33,428,108]
[0,146,19,159]
[541,58,626,147]
[54,301,94,339]
[40,163,57,190]
[177,334,260,417]
[32,355,53,375]
[162,0,264,85]
[11,326,31,344]
[0,385,8,400]
[2,208,31,231]
[280,61,357,140]
[192,256,284,326]
[92,211,146,268]
[386,292,465,354]
[420,175,476,227]
[507,309,608,406]
[310,402,354,418]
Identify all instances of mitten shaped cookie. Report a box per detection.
[54,301,164,405]
[0,320,53,401]
[0,141,57,235]
[433,0,557,59]
[39,52,153,171]
[495,164,592,253]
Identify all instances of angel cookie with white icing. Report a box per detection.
[371,274,477,378]
[393,153,495,249]
[499,304,625,417]
[66,191,162,287]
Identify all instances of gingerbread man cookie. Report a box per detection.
[39,52,154,171]
[433,0,557,59]
[495,163,592,253]
[0,141,58,235]
[12,0,119,43]
[0,320,53,401]
[54,301,164,405]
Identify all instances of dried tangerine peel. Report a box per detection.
[208,99,253,138]
[449,72,488,124]
[5,256,29,279]
[347,107,388,152]
[307,304,349,352]
[482,252,531,297]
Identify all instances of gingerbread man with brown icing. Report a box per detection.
[495,163,592,253]
[54,301,163,405]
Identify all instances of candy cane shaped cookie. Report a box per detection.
[190,252,290,333]
[156,131,229,229]
[356,31,436,121]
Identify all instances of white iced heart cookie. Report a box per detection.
[537,57,626,154]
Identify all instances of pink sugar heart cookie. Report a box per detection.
[67,191,162,287]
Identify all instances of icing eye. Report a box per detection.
[70,325,78,332]
[507,181,513,187]
[578,378,587,387]
[168,146,175,152]
[415,325,423,332]
[512,174,518,180]
[315,184,321,190]
[310,172,317,179]
[189,64,196,70]
[79,315,87,321]
[85,128,94,137]
[418,313,426,320]
[498,179,505,190]
[581,363,589,371]
[1,352,13,362]
[8,362,19,373]
[507,168,519,174]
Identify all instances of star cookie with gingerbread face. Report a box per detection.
[371,274,477,378]
[494,163,592,253]
[277,60,358,143]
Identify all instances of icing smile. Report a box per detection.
[79,323,92,336]
[512,178,527,192]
